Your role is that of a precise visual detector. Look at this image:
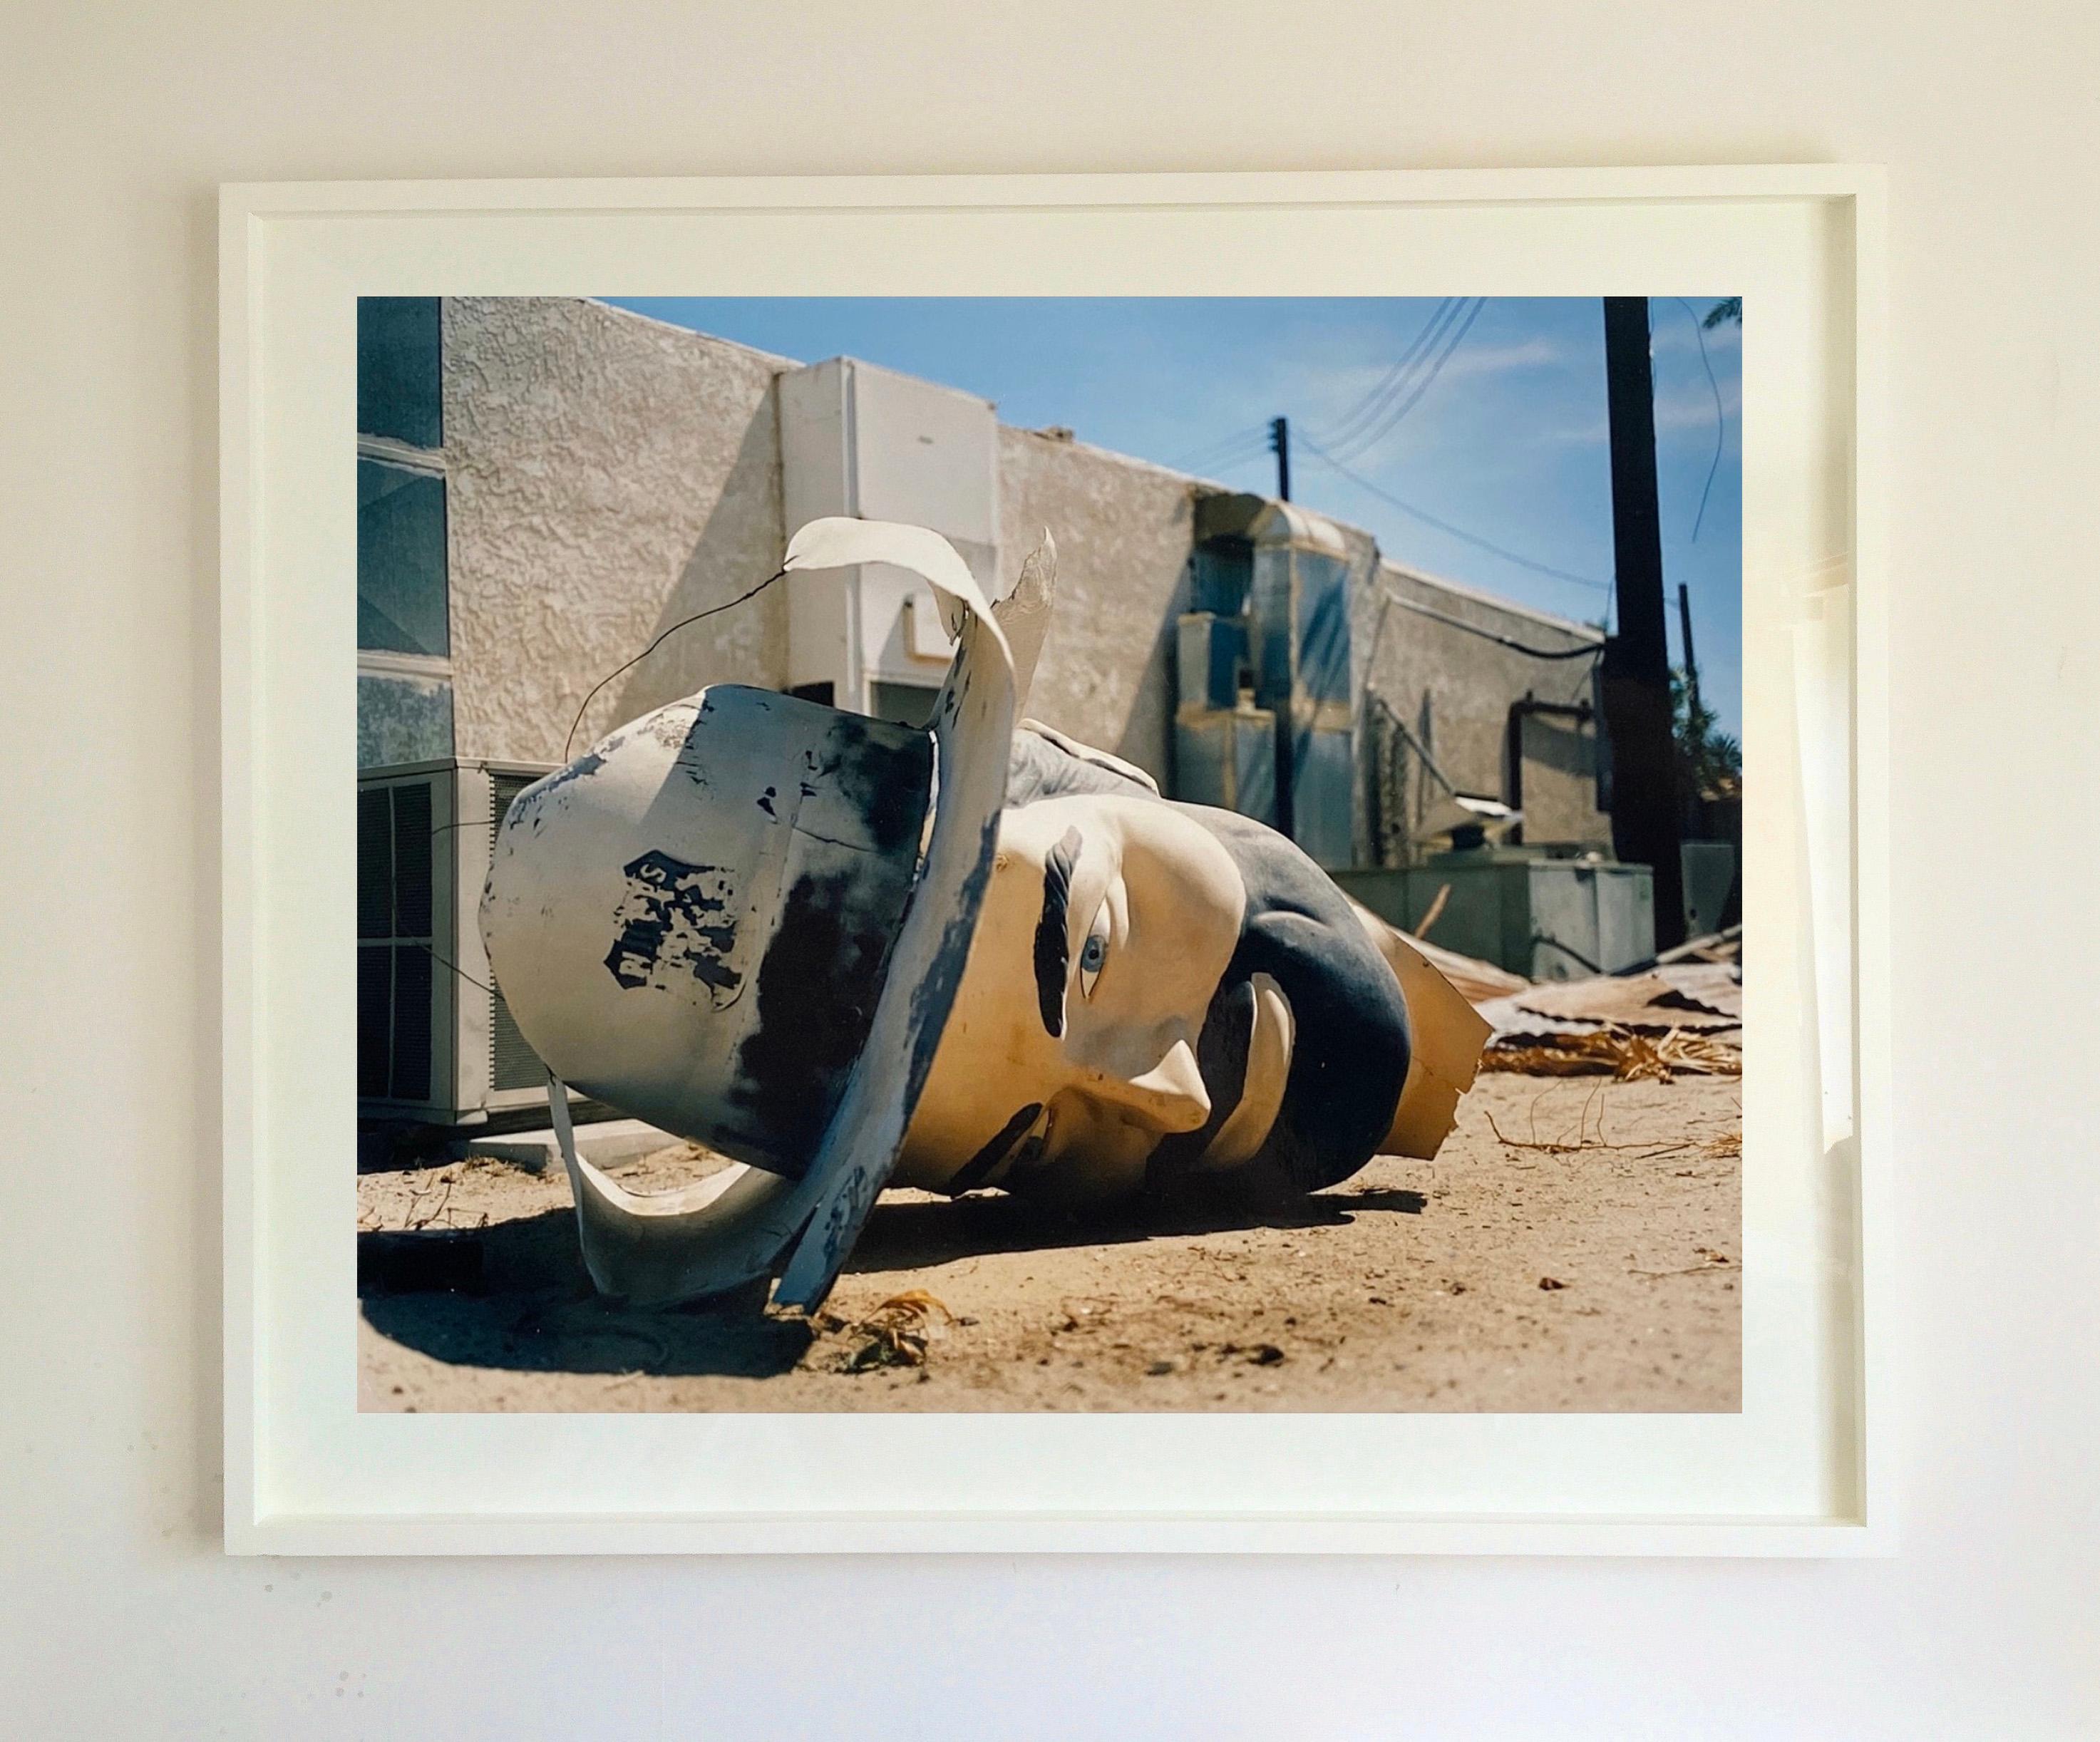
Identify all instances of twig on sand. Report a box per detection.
[405,1177,453,1231]
[1631,1251,1735,1278]
[1486,1111,1690,1159]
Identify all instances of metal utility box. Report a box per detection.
[1680,840,1739,938]
[1334,849,1657,981]
[358,757,570,1125]
[1175,699,1279,826]
[777,356,999,720]
[1178,611,1250,713]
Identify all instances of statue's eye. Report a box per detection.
[1078,904,1111,998]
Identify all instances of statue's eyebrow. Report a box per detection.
[1032,826,1084,1037]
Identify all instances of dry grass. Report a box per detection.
[1482,1024,1742,1082]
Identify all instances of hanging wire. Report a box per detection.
[1672,297,1728,541]
[1298,435,1613,594]
[562,567,790,761]
[1307,297,1463,453]
[402,939,500,1001]
[1171,423,1275,473]
[1324,298,1486,464]
[1379,587,1606,660]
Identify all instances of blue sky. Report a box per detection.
[604,296,1741,736]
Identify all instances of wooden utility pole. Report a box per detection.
[1600,297,1686,948]
[1270,415,1291,501]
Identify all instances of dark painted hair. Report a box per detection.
[1006,728,1410,1192]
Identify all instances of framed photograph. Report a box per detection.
[222,165,1887,1554]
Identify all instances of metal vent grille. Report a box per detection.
[354,777,440,1105]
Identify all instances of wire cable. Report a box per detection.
[403,939,500,1001]
[1378,587,1606,661]
[1299,436,1614,595]
[1672,297,1727,541]
[1171,423,1275,473]
[1182,441,1275,480]
[563,567,789,761]
[1309,297,1463,453]
[1326,298,1486,463]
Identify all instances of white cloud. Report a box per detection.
[1653,375,1740,433]
[1525,374,1739,448]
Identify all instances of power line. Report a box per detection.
[1309,297,1463,453]
[1297,436,1613,594]
[1180,299,1470,481]
[1183,441,1275,479]
[1326,298,1485,463]
[1672,297,1727,541]
[1176,435,1268,472]
[1172,423,1274,473]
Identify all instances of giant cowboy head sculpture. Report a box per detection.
[480,519,1486,1312]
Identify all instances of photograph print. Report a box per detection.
[353,292,1744,1413]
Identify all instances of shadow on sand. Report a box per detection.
[358,1182,1427,1381]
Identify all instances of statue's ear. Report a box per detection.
[993,528,1056,708]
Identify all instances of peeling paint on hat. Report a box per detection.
[480,517,1016,1310]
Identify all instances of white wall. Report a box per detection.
[3,4,2096,1736]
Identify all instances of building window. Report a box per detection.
[358,297,443,449]
[357,297,453,768]
[357,457,449,657]
[357,668,455,768]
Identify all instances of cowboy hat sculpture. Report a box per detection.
[480,517,1487,1313]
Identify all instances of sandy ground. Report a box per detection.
[358,1071,1740,1413]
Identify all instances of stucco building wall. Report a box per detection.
[995,426,1198,783]
[433,297,1612,860]
[1354,561,1611,857]
[443,298,791,765]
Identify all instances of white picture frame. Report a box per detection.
[222,165,1888,1556]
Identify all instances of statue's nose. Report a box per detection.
[1084,1034,1211,1134]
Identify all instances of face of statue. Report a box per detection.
[898,794,1251,1199]
[898,785,1413,1204]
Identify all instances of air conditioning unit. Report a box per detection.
[357,757,570,1125]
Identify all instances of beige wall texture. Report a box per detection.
[994,425,1199,777]
[443,297,791,761]
[4,4,2099,1739]
[1359,563,1612,851]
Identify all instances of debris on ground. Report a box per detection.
[1481,1025,1742,1081]
[835,1290,954,1372]
[359,1070,1741,1414]
[1473,939,1742,1079]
